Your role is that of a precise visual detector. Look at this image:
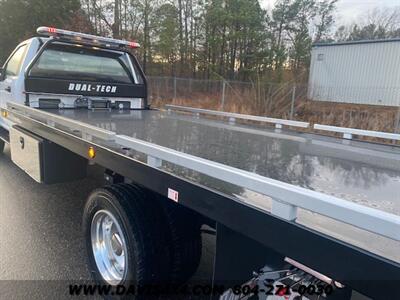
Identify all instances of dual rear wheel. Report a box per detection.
[83,183,202,295]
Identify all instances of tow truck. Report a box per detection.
[1,27,400,300]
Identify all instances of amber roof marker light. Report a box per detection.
[1,110,8,118]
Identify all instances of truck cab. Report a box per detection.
[0,27,147,131]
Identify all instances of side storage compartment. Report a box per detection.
[10,125,87,183]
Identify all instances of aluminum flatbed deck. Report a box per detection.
[48,107,400,261]
[4,102,400,299]
[49,108,400,196]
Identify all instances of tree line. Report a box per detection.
[0,0,399,82]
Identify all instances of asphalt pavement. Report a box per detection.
[0,144,215,299]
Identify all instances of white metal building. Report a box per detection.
[308,39,400,107]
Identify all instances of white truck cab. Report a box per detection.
[0,38,40,129]
[0,27,147,131]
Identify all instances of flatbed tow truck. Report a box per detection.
[1,27,400,300]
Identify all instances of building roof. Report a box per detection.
[313,38,400,48]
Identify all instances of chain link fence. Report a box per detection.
[148,76,307,119]
[148,76,400,137]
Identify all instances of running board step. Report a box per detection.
[0,127,9,143]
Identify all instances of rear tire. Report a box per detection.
[115,185,203,284]
[161,199,202,284]
[83,184,171,293]
[0,140,4,153]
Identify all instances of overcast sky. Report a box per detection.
[261,0,400,24]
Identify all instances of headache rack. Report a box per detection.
[22,28,149,109]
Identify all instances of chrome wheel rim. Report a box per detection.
[91,210,128,285]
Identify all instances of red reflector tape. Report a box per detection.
[168,188,179,202]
